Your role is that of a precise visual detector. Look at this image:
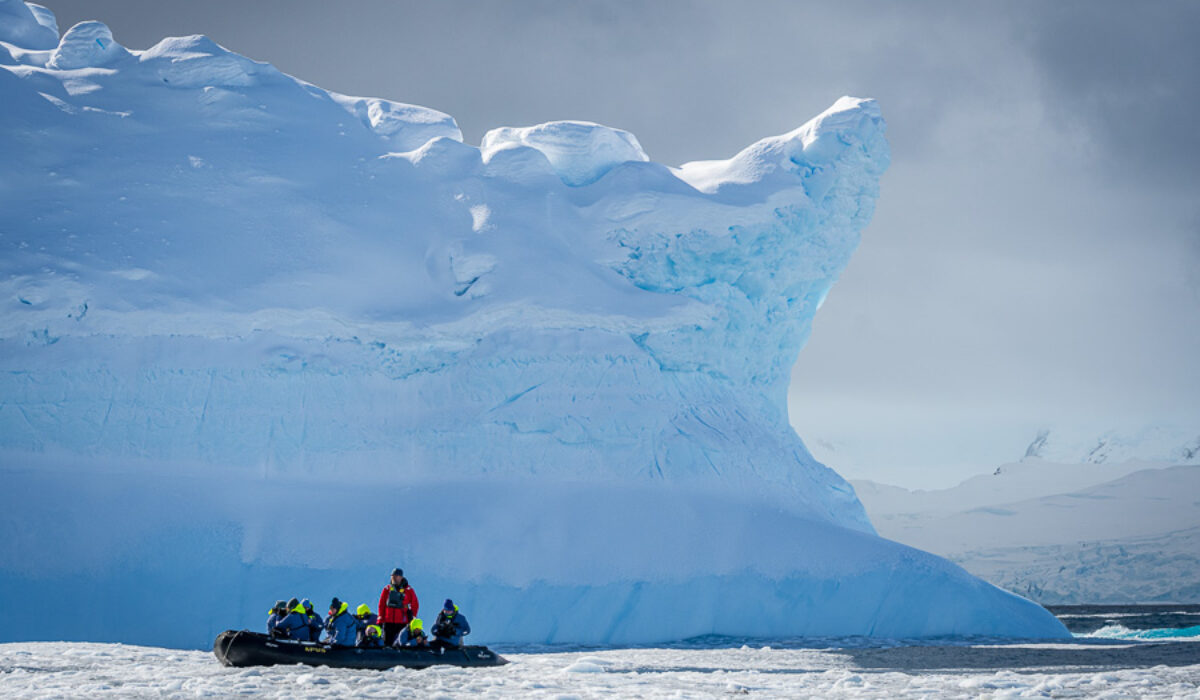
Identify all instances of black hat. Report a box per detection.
[286,597,299,609]
[391,567,403,577]
[329,597,341,610]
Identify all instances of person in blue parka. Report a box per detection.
[353,604,381,648]
[301,599,323,641]
[396,618,429,648]
[265,600,286,635]
[359,622,384,648]
[430,599,470,649]
[323,598,361,647]
[273,598,314,641]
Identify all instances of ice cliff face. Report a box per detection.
[0,3,1068,647]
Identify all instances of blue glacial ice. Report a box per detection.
[0,1,1069,648]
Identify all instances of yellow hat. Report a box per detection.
[356,604,371,616]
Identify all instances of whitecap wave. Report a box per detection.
[1084,624,1200,641]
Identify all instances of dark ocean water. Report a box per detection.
[1048,604,1200,635]
[500,605,1200,653]
[660,605,1200,671]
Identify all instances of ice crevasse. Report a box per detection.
[0,2,1069,648]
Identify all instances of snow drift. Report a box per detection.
[0,3,1068,647]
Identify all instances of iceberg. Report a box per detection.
[0,3,1068,647]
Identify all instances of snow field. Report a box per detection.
[1,642,1199,699]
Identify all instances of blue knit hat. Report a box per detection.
[443,599,454,611]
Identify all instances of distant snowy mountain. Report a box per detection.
[855,462,1200,603]
[1020,427,1200,466]
[855,457,1176,517]
[0,1,1066,647]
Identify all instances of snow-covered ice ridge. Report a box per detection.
[0,2,1066,647]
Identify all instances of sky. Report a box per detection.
[38,0,1200,488]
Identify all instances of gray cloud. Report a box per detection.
[1021,0,1200,189]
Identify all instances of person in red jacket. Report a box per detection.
[378,567,419,646]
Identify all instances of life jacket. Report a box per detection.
[386,585,409,609]
[434,608,458,637]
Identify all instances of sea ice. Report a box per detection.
[1,641,1198,699]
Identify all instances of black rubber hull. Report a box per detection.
[213,630,508,670]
